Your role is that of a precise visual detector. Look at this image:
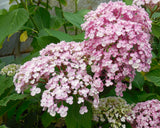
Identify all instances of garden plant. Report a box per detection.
[0,0,160,128]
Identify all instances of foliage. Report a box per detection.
[0,0,160,128]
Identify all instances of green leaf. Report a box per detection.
[0,62,5,70]
[0,8,29,48]
[123,91,139,104]
[145,69,160,86]
[132,72,144,91]
[0,9,7,16]
[22,51,39,64]
[55,7,63,18]
[32,7,51,30]
[152,24,160,38]
[41,112,56,128]
[63,12,84,29]
[65,101,92,128]
[16,100,34,121]
[0,101,19,116]
[0,125,8,128]
[59,0,67,6]
[0,94,28,106]
[137,93,158,102]
[123,0,133,5]
[36,36,59,49]
[39,28,73,42]
[50,16,65,30]
[0,76,13,96]
[152,12,160,19]
[72,32,85,42]
[76,9,90,17]
[9,4,19,12]
[151,51,157,59]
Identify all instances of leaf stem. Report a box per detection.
[20,0,39,32]
[30,16,39,32]
[46,0,49,10]
[37,0,41,6]
[58,0,68,33]
[74,0,78,35]
[149,4,159,19]
[15,0,19,4]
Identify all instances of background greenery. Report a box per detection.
[0,0,160,127]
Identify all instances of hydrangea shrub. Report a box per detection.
[13,1,153,121]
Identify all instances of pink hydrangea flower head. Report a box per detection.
[130,99,160,127]
[14,41,103,117]
[133,0,160,10]
[82,1,152,96]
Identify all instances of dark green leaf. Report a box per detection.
[123,91,139,104]
[32,7,51,30]
[152,24,160,38]
[0,76,13,96]
[39,28,73,42]
[31,38,41,53]
[72,32,85,42]
[0,8,29,48]
[145,69,160,86]
[137,93,158,102]
[50,16,65,30]
[132,72,144,91]
[41,112,56,128]
[63,12,84,29]
[0,94,28,106]
[37,36,60,49]
[125,122,132,128]
[0,101,19,116]
[28,5,37,15]
[16,100,33,121]
[55,7,63,18]
[65,101,92,128]
[7,101,17,119]
[22,51,39,64]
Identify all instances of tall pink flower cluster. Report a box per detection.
[81,1,152,96]
[14,41,103,117]
[130,99,160,128]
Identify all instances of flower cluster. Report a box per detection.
[1,64,20,76]
[93,97,133,128]
[14,41,103,117]
[13,1,152,118]
[130,99,160,128]
[133,0,160,9]
[81,1,152,96]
